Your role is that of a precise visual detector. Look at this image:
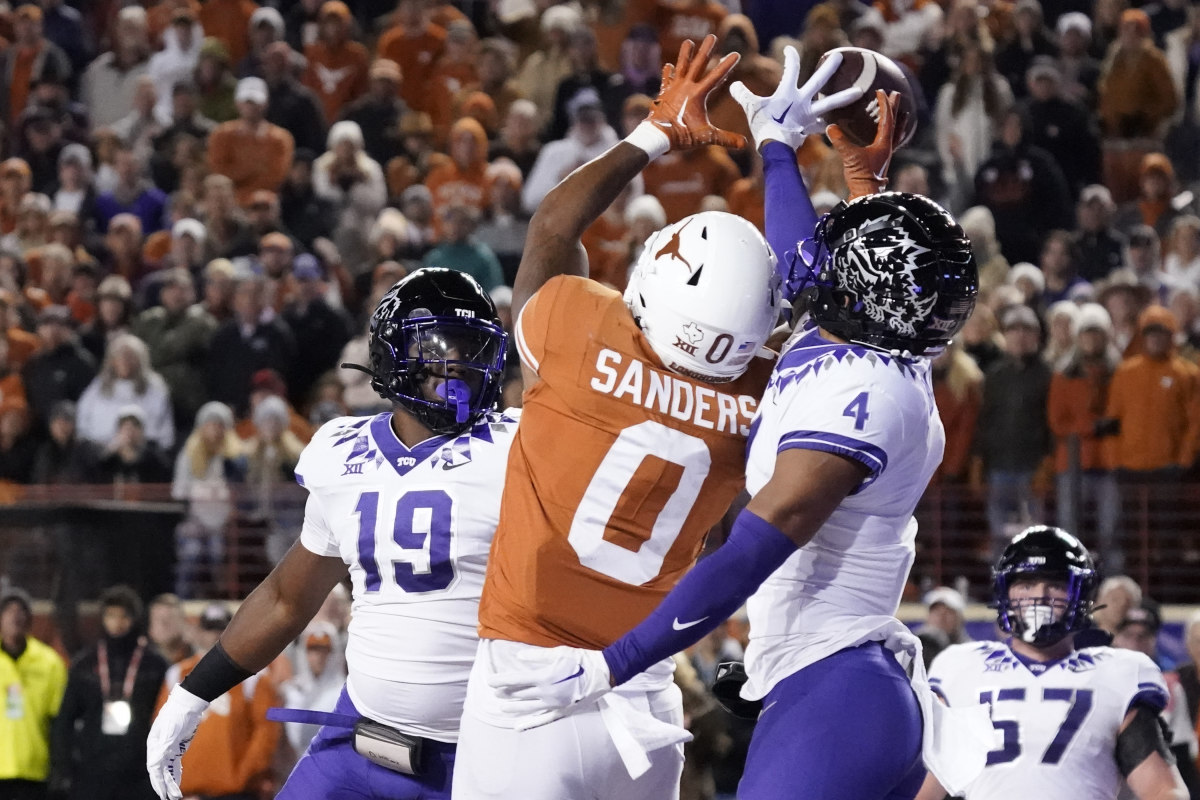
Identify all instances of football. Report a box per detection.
[815,46,918,148]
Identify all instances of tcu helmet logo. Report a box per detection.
[454,309,476,318]
[673,322,704,355]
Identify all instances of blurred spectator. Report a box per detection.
[207,273,296,414]
[1007,261,1045,308]
[172,401,244,599]
[156,603,282,797]
[198,0,261,66]
[92,405,172,484]
[146,594,194,667]
[77,333,174,451]
[931,339,984,484]
[1105,305,1200,477]
[0,586,67,797]
[675,652,731,800]
[996,0,1056,95]
[0,401,37,484]
[935,40,1013,211]
[421,205,504,292]
[1093,575,1143,634]
[22,304,96,432]
[279,149,335,249]
[513,4,581,128]
[1162,214,1200,288]
[974,107,1074,264]
[1044,300,1081,370]
[546,27,629,143]
[1,194,53,256]
[916,586,971,668]
[148,9,203,119]
[282,255,350,406]
[475,160,529,285]
[1048,303,1123,568]
[79,275,134,362]
[50,585,167,800]
[200,257,236,322]
[0,5,72,126]
[376,0,449,116]
[959,205,1012,295]
[976,304,1053,557]
[199,175,256,260]
[337,314,389,416]
[1097,9,1177,139]
[425,19,480,145]
[1178,611,1200,747]
[0,160,34,236]
[1040,230,1088,305]
[94,145,168,236]
[81,6,151,129]
[314,121,387,266]
[1164,8,1200,180]
[150,89,215,195]
[302,1,369,125]
[657,0,729,60]
[15,110,68,196]
[51,144,97,224]
[39,0,87,75]
[1099,279,1154,355]
[1113,605,1200,793]
[1170,286,1200,357]
[31,400,98,484]
[477,37,524,124]
[642,142,739,225]
[239,7,286,79]
[1074,184,1127,282]
[426,117,492,230]
[489,99,542,178]
[280,622,345,756]
[1055,12,1102,107]
[207,77,295,206]
[135,266,217,429]
[194,37,238,124]
[1022,57,1102,197]
[339,59,408,167]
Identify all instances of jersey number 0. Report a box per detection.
[567,420,712,585]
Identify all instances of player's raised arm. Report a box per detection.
[731,46,864,304]
[511,34,744,318]
[147,541,347,800]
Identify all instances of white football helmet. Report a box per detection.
[624,211,783,383]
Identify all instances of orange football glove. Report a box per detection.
[828,90,903,199]
[645,35,746,151]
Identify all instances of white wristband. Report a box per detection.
[623,121,671,161]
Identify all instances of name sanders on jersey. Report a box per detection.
[589,347,757,435]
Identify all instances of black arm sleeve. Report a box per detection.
[1115,703,1175,778]
[180,640,255,702]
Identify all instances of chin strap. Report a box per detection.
[436,378,473,424]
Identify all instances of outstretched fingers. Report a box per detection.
[810,85,866,120]
[699,51,741,94]
[688,34,717,82]
[802,50,844,98]
[673,38,696,82]
[780,45,801,93]
[708,128,748,149]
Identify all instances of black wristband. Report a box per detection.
[180,641,255,702]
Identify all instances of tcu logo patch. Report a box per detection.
[396,457,417,467]
[455,309,475,318]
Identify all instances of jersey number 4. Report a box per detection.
[354,490,455,594]
[981,688,1094,766]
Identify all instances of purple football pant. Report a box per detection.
[738,641,925,800]
[277,688,458,800]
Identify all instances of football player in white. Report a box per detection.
[146,268,515,800]
[485,50,999,795]
[917,526,1187,800]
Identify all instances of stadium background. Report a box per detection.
[0,0,1199,797]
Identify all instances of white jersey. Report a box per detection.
[929,641,1169,800]
[296,410,519,742]
[742,327,944,699]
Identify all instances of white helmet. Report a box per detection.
[624,211,783,383]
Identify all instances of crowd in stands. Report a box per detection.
[0,0,1198,795]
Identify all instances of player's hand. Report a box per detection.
[828,89,902,199]
[488,646,612,724]
[731,46,865,151]
[146,685,209,800]
[645,34,745,151]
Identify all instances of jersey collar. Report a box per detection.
[369,412,504,477]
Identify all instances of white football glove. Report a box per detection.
[488,646,613,727]
[730,46,865,150]
[146,684,209,800]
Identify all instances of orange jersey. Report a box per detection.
[477,276,773,649]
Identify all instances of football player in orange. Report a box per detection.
[451,35,784,800]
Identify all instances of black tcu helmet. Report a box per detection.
[354,269,507,434]
[800,192,978,356]
[993,526,1100,647]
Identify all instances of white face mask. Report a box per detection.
[1019,603,1059,642]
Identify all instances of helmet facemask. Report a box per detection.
[995,568,1094,647]
[370,314,506,435]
